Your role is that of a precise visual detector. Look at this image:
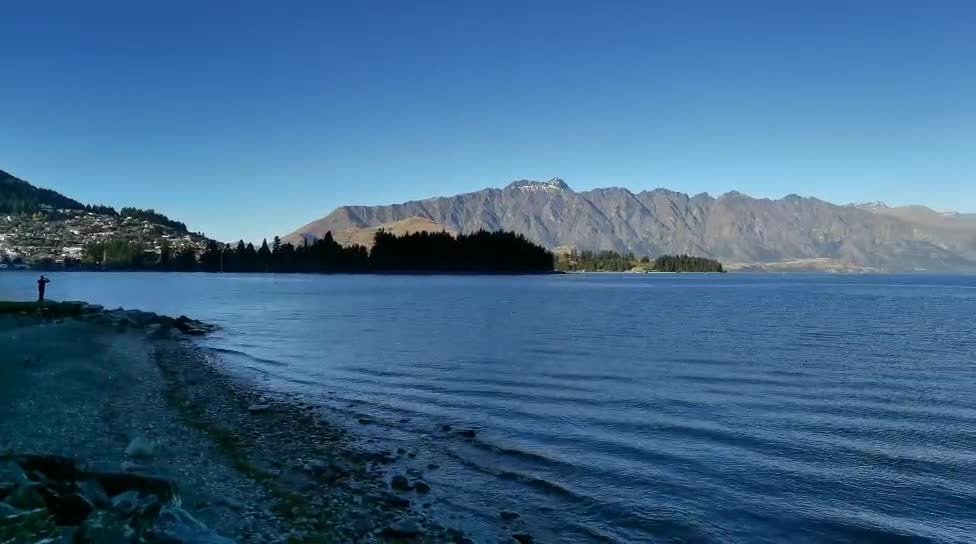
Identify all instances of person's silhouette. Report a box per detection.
[37,275,50,302]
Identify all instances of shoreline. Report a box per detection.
[1,302,481,543]
[0,269,562,276]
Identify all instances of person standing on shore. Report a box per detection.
[37,275,50,302]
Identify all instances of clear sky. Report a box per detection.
[1,1,973,242]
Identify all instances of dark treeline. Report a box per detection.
[119,207,188,232]
[83,229,555,273]
[196,233,370,273]
[371,230,554,272]
[653,254,724,272]
[556,250,644,272]
[1,169,86,214]
[556,249,723,272]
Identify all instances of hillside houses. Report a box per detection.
[0,209,209,266]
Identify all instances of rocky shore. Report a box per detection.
[0,301,489,543]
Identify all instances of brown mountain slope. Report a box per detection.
[329,217,455,249]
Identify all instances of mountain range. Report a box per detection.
[285,178,976,272]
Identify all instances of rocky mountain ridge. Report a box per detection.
[286,178,976,272]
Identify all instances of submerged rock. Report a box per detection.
[173,315,212,336]
[11,454,80,481]
[150,506,236,544]
[383,517,424,537]
[390,475,411,491]
[512,533,535,544]
[48,491,95,525]
[413,481,431,494]
[0,461,28,485]
[456,429,477,439]
[5,482,46,510]
[0,507,56,541]
[277,469,314,492]
[125,437,156,459]
[79,509,129,543]
[500,510,520,520]
[121,461,150,473]
[110,490,141,516]
[0,501,23,517]
[79,304,104,314]
[87,471,177,502]
[378,492,410,508]
[76,479,110,508]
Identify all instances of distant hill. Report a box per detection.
[285,178,976,273]
[0,169,86,214]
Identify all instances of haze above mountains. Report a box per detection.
[286,179,976,273]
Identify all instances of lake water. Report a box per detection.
[2,272,975,543]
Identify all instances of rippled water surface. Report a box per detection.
[3,272,975,543]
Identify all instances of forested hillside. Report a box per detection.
[0,169,86,214]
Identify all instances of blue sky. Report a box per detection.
[1,1,973,242]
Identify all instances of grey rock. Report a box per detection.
[79,303,104,314]
[382,518,423,537]
[125,437,156,458]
